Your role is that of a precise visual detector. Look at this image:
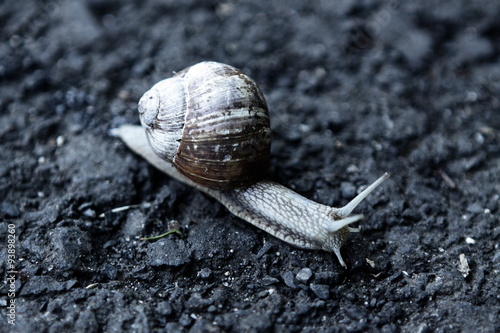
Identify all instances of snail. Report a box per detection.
[117,61,389,267]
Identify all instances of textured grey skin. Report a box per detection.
[117,125,389,267]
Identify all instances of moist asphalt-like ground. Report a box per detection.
[1,1,499,332]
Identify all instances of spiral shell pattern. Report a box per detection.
[138,61,271,189]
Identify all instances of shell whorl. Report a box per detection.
[138,61,271,190]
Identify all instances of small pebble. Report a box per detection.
[261,276,279,286]
[0,201,21,218]
[198,268,212,279]
[310,284,330,300]
[256,242,272,259]
[282,271,297,288]
[296,268,313,284]
[83,208,96,218]
[466,203,483,213]
[465,237,476,245]
[56,135,65,147]
[341,182,357,199]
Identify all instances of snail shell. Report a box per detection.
[138,61,272,190]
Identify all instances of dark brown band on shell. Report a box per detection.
[173,62,271,189]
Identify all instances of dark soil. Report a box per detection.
[1,0,499,332]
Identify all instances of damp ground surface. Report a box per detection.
[1,1,499,332]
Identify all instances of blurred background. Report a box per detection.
[1,1,498,332]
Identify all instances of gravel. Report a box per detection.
[1,0,499,332]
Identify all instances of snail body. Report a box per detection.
[118,61,389,267]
